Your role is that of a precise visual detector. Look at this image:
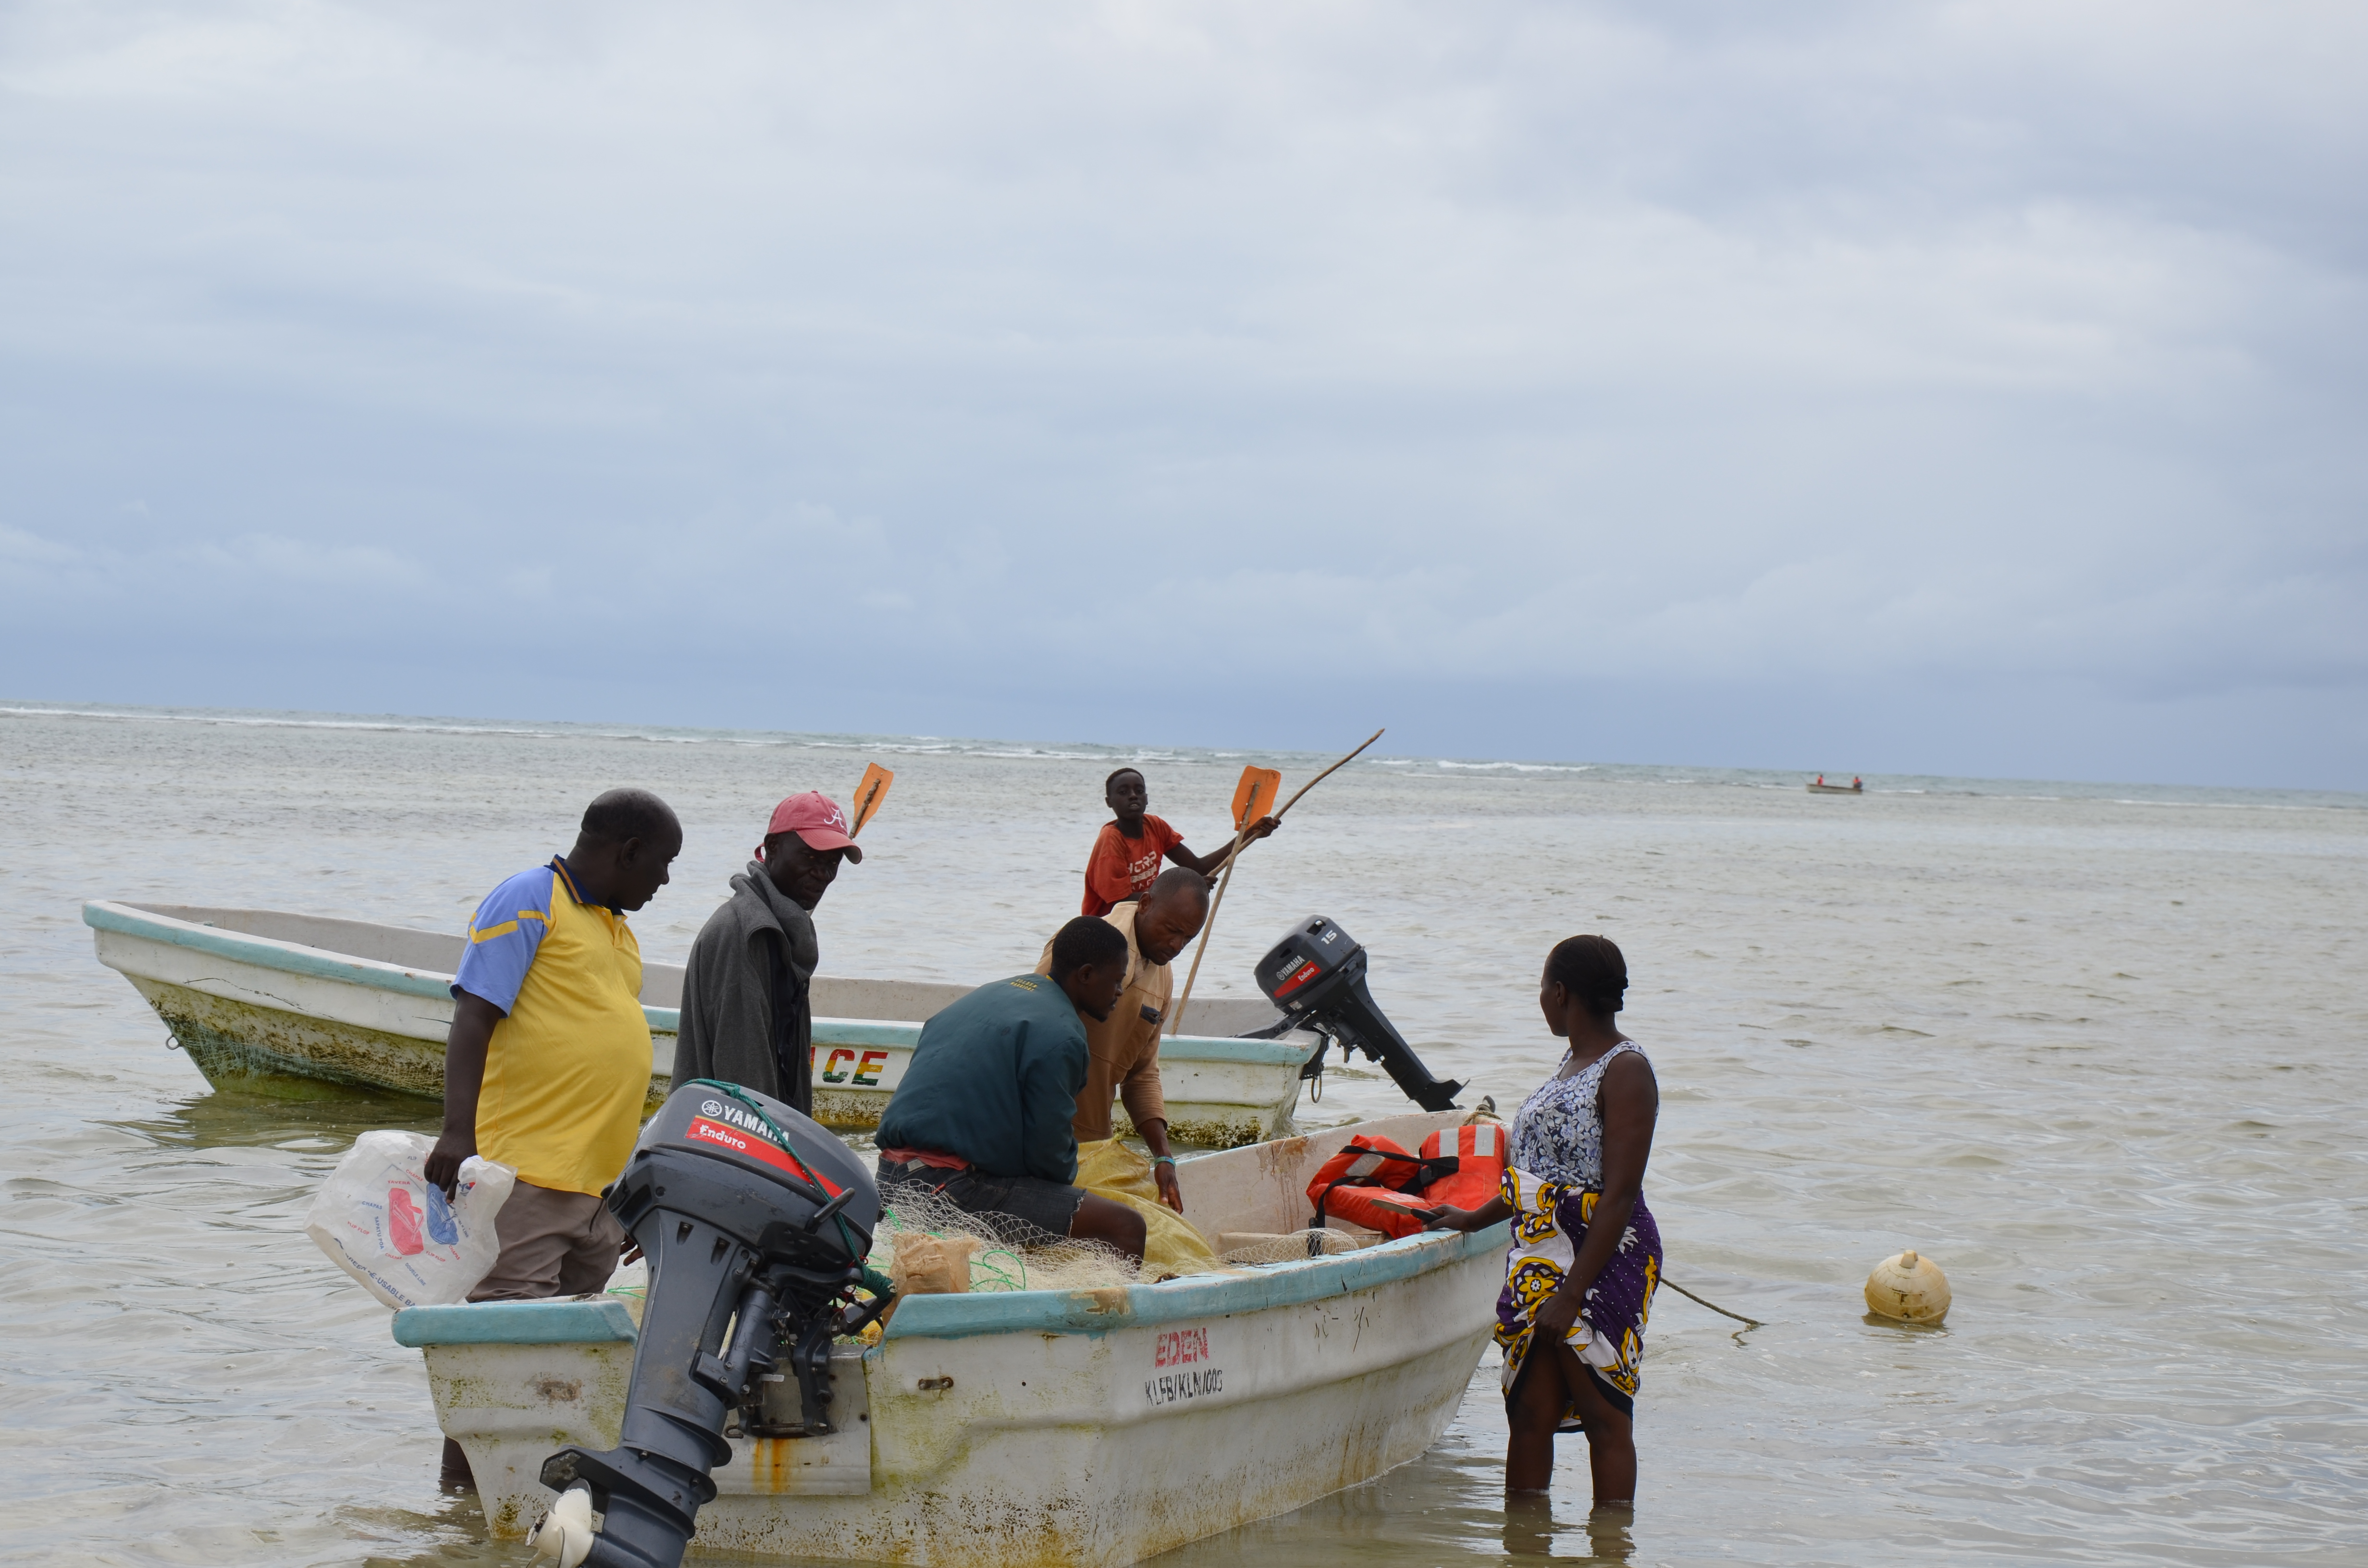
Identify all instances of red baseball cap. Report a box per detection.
[766,791,863,861]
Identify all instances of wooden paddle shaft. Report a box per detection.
[1203,727,1384,880]
[1170,728,1385,1035]
[1167,801,1249,1038]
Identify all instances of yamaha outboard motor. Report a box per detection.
[539,1082,888,1568]
[1256,916,1463,1112]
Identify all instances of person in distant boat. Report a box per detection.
[1426,934,1663,1508]
[1082,767,1279,918]
[1032,866,1209,1212]
[425,789,680,1490]
[1853,777,1862,789]
[676,791,864,1116]
[874,918,1149,1259]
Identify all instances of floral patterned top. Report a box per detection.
[1507,1040,1649,1189]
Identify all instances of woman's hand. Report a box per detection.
[1533,1283,1584,1338]
[1424,1195,1514,1234]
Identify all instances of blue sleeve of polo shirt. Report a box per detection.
[451,866,558,1015]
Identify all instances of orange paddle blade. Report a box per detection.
[849,764,894,837]
[1230,765,1282,828]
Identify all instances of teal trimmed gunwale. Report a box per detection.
[810,1018,1309,1066]
[394,1297,638,1346]
[86,900,454,999]
[85,899,682,1033]
[884,1223,1510,1341]
[384,1225,1509,1349]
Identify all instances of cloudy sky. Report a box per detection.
[3,1,2361,787]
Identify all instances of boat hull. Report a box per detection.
[396,1113,1505,1566]
[124,974,455,1099]
[86,902,1310,1147]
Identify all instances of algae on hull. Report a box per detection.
[132,977,446,1097]
[126,977,674,1110]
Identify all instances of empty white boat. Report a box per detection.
[83,901,1316,1148]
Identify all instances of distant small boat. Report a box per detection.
[83,902,1316,1148]
[1806,777,1864,795]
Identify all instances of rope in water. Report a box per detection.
[1660,1276,1764,1328]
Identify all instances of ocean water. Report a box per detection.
[2,700,2363,1567]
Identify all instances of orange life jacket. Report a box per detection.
[1414,1121,1507,1212]
[1305,1133,1464,1239]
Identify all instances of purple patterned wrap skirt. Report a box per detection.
[1494,1166,1663,1423]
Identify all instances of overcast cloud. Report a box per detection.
[2,1,2361,786]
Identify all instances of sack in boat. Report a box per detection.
[1306,1130,1500,1240]
[890,1231,984,1295]
[305,1130,516,1310]
[1075,1138,1220,1275]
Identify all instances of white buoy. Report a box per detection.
[1864,1248,1951,1323]
[530,1482,596,1568]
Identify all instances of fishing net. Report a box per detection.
[865,1187,1393,1288]
[865,1183,1147,1294]
[617,1165,1388,1325]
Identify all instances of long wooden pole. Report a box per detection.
[1169,727,1385,1036]
[1200,727,1385,882]
[1167,802,1250,1039]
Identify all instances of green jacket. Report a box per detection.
[875,974,1089,1184]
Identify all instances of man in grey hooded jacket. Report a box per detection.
[676,791,863,1115]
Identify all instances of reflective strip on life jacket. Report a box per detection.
[1306,1134,1425,1197]
[1412,1121,1508,1213]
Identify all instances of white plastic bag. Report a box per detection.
[306,1130,516,1309]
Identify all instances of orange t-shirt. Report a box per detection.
[1082,816,1184,916]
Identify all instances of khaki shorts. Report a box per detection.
[468,1179,628,1302]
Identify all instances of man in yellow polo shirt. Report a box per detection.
[424,788,682,1301]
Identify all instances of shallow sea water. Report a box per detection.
[2,703,2363,1567]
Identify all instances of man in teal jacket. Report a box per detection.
[875,917,1147,1259]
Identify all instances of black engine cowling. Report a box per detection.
[1256,916,1464,1113]
[539,1081,885,1568]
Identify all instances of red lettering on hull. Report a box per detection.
[1154,1327,1209,1367]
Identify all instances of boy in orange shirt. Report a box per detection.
[1081,767,1279,917]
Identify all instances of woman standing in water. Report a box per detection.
[1429,934,1663,1503]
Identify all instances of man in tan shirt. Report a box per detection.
[1034,866,1209,1212]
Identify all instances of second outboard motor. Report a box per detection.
[538,1082,888,1568]
[1256,916,1463,1112]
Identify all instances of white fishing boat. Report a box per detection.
[82,901,1315,1148]
[396,1109,1506,1565]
